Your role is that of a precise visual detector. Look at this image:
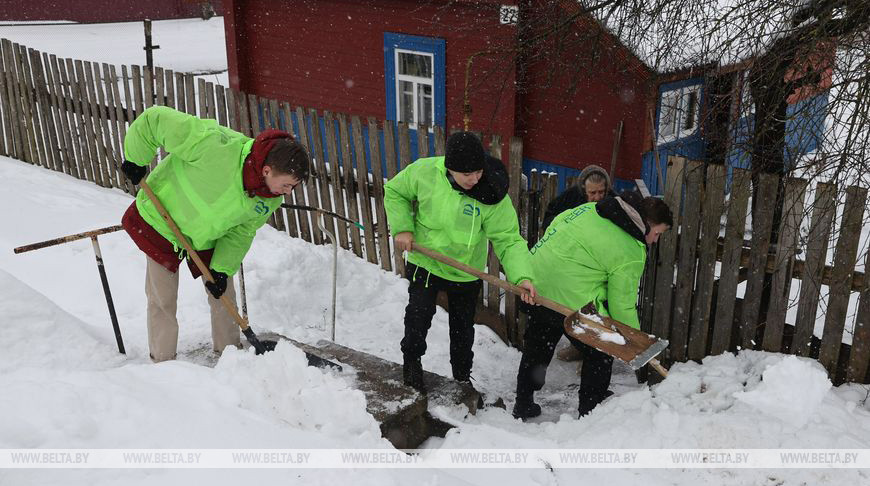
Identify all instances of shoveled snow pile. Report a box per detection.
[734,355,832,429]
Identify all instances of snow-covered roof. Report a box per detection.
[592,0,819,73]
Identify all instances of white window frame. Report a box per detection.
[394,48,435,130]
[657,84,701,144]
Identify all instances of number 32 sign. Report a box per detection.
[499,5,519,25]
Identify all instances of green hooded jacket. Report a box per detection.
[530,202,647,329]
[124,106,281,276]
[384,156,532,284]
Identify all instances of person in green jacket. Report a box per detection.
[385,132,536,392]
[512,191,672,419]
[119,106,310,362]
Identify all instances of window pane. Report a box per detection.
[683,90,698,131]
[418,84,433,127]
[659,91,678,138]
[399,80,414,123]
[399,52,432,79]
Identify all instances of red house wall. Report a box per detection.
[516,7,654,180]
[224,0,519,143]
[0,0,222,23]
[225,0,654,180]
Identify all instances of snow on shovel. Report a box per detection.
[411,243,669,377]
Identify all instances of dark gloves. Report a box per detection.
[121,160,147,185]
[204,271,228,299]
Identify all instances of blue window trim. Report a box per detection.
[383,32,446,127]
[655,76,704,145]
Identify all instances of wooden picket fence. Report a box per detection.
[0,38,540,347]
[640,156,870,384]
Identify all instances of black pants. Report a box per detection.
[516,305,613,405]
[401,263,482,380]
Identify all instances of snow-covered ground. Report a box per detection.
[3,152,870,485]
[2,16,870,486]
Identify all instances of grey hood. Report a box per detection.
[578,164,612,192]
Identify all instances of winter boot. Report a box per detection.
[403,356,427,394]
[578,389,614,418]
[512,393,542,420]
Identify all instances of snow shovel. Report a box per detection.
[411,243,669,377]
[138,180,276,355]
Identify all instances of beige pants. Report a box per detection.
[145,256,241,362]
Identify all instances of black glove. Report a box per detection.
[121,160,147,185]
[204,271,228,299]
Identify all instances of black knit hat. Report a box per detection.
[444,131,486,172]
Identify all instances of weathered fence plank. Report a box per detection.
[486,135,503,313]
[417,124,429,158]
[383,121,404,275]
[337,113,362,257]
[59,58,84,179]
[398,121,411,167]
[46,54,73,176]
[650,156,687,359]
[322,111,347,248]
[351,115,378,265]
[174,72,185,113]
[847,245,870,382]
[367,117,393,271]
[37,51,63,172]
[28,49,57,171]
[433,125,446,156]
[762,177,808,352]
[308,107,334,239]
[14,44,37,165]
[687,163,727,360]
[506,136,524,343]
[1,40,24,160]
[709,168,751,355]
[294,106,318,244]
[818,186,867,374]
[793,182,837,357]
[0,43,11,157]
[670,159,704,361]
[739,172,779,350]
[75,60,101,185]
[278,102,299,239]
[164,69,175,109]
[91,61,119,188]
[131,65,144,118]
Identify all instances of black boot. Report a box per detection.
[512,393,542,420]
[578,389,614,418]
[403,356,427,394]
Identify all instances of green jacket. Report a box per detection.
[530,202,647,328]
[124,106,281,276]
[384,156,532,284]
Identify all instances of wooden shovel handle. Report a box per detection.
[411,242,614,334]
[139,181,250,331]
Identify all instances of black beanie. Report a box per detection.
[444,131,485,172]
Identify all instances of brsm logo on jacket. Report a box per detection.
[254,201,269,215]
[462,203,480,217]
